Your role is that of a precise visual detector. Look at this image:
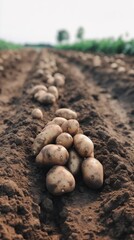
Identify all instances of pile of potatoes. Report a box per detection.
[32,108,104,196]
[33,51,65,87]
[29,84,59,105]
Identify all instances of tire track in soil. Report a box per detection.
[0,49,134,240]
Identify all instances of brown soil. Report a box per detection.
[0,49,134,240]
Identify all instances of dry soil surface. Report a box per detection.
[0,49,134,240]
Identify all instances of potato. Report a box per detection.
[54,73,65,87]
[74,134,94,158]
[56,133,73,149]
[62,119,79,136]
[32,108,43,120]
[111,63,118,69]
[32,124,62,155]
[34,91,56,104]
[46,166,75,195]
[30,85,47,95]
[36,144,69,165]
[34,69,44,78]
[68,150,82,176]
[0,65,4,72]
[51,117,67,127]
[48,86,59,100]
[47,76,55,85]
[82,158,103,189]
[55,108,77,119]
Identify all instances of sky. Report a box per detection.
[0,0,134,44]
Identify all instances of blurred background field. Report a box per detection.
[0,0,134,55]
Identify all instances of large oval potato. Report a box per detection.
[56,133,73,149]
[34,91,56,104]
[74,134,94,157]
[62,119,79,136]
[32,124,62,155]
[82,157,103,189]
[55,108,77,119]
[68,150,82,176]
[46,166,75,195]
[51,117,67,126]
[48,86,59,100]
[36,144,69,165]
[30,85,47,95]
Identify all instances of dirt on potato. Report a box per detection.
[0,49,134,240]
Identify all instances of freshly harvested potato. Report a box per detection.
[32,108,43,120]
[74,134,94,158]
[46,166,75,195]
[34,69,44,78]
[82,157,103,189]
[62,119,79,136]
[55,108,77,119]
[34,91,56,104]
[68,150,82,176]
[48,86,59,100]
[0,65,4,72]
[56,133,73,149]
[47,76,55,85]
[36,144,69,165]
[54,73,65,87]
[51,117,67,127]
[30,85,47,95]
[32,124,62,155]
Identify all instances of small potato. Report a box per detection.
[54,73,65,87]
[68,150,82,176]
[82,157,103,189]
[30,85,47,95]
[32,108,43,120]
[56,133,73,149]
[36,144,69,165]
[34,69,44,78]
[62,119,79,136]
[46,166,75,195]
[47,76,55,85]
[32,124,62,155]
[34,91,56,104]
[74,134,94,158]
[48,86,59,100]
[0,65,4,72]
[56,108,77,120]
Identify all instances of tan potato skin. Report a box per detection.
[46,166,75,195]
[74,134,94,157]
[30,85,47,95]
[62,119,79,136]
[56,133,73,149]
[32,124,62,155]
[54,73,65,87]
[32,108,43,120]
[34,91,56,104]
[48,86,59,100]
[82,157,103,189]
[51,117,67,126]
[68,150,82,176]
[36,144,69,165]
[55,108,77,120]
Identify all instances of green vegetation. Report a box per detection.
[57,30,70,44]
[76,27,85,41]
[56,38,134,55]
[0,39,21,50]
